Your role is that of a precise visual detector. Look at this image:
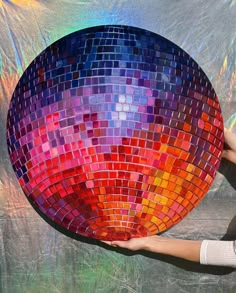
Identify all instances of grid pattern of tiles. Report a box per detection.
[6,25,224,240]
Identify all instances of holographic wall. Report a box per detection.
[0,1,236,293]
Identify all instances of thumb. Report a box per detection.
[110,241,125,247]
[101,240,124,247]
[101,240,112,245]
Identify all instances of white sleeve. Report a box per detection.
[200,240,236,268]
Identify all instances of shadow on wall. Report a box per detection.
[218,158,236,241]
[219,158,236,190]
[221,214,236,241]
[27,158,236,276]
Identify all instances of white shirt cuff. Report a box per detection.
[200,240,236,268]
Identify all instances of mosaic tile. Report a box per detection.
[6,25,224,241]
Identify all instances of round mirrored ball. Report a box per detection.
[6,25,224,240]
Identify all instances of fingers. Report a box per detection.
[101,240,122,247]
[110,241,127,248]
[223,129,236,154]
[101,240,112,245]
[221,150,236,164]
[101,240,133,249]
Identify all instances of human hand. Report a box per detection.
[102,235,202,262]
[222,128,236,164]
[102,235,160,251]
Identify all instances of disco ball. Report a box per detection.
[6,25,224,241]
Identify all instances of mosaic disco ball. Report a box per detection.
[6,25,224,241]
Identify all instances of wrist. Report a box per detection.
[144,235,168,252]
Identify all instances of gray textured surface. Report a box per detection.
[0,1,236,292]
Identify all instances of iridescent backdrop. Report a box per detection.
[0,1,236,293]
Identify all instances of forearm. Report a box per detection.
[144,236,202,262]
[143,237,236,268]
